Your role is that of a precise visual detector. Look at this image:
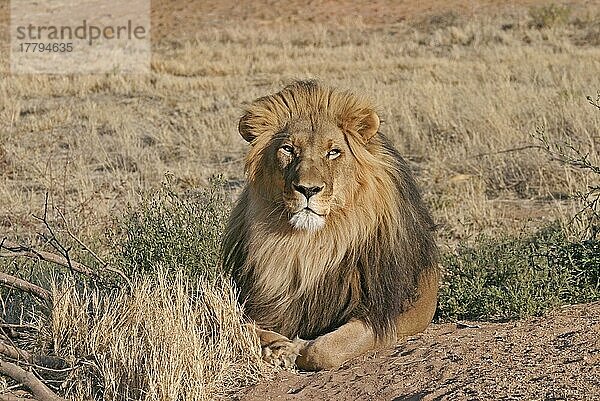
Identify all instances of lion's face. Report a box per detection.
[239,81,380,232]
[271,118,356,231]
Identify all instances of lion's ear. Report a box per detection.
[238,112,257,143]
[358,110,380,142]
[340,108,380,143]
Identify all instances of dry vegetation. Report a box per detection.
[1,6,598,244]
[1,2,600,400]
[0,6,600,244]
[44,274,263,400]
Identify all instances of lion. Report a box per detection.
[222,80,439,371]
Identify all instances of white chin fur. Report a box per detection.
[289,209,325,232]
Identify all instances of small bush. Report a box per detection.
[110,175,231,281]
[437,224,600,322]
[533,92,600,240]
[528,4,572,29]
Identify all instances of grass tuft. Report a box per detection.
[44,270,265,400]
[528,4,572,29]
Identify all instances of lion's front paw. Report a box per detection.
[262,338,307,369]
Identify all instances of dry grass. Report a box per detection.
[41,271,265,400]
[1,7,599,246]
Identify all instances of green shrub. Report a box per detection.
[110,175,231,281]
[437,224,600,322]
[528,4,572,29]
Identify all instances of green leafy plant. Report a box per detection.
[437,224,600,322]
[109,175,231,281]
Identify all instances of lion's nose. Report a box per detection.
[293,184,324,199]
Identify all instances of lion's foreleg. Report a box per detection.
[247,324,303,368]
[394,269,439,338]
[294,319,385,371]
[295,270,440,371]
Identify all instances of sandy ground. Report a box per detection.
[238,303,600,401]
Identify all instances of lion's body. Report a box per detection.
[223,81,439,370]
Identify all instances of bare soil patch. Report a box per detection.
[150,0,594,40]
[240,303,600,400]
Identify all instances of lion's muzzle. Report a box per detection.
[289,208,325,231]
[293,183,324,199]
[287,181,328,231]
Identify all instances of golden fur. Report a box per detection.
[223,80,439,370]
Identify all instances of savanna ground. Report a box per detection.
[0,0,599,400]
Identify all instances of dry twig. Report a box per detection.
[469,144,542,159]
[55,209,132,288]
[0,341,32,363]
[0,338,69,373]
[1,239,95,278]
[0,360,66,401]
[586,92,600,110]
[0,394,41,401]
[0,193,131,287]
[0,272,51,302]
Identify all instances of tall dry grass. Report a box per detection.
[42,271,265,400]
[1,7,599,245]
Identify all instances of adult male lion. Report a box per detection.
[223,80,439,371]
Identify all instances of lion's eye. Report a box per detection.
[280,145,294,155]
[327,149,341,160]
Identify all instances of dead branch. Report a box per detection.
[0,341,33,367]
[6,193,97,279]
[0,394,42,401]
[0,340,68,373]
[0,324,38,331]
[0,360,66,401]
[0,272,51,302]
[1,239,96,278]
[586,92,600,110]
[469,144,543,159]
[1,193,132,288]
[55,208,106,266]
[55,209,132,289]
